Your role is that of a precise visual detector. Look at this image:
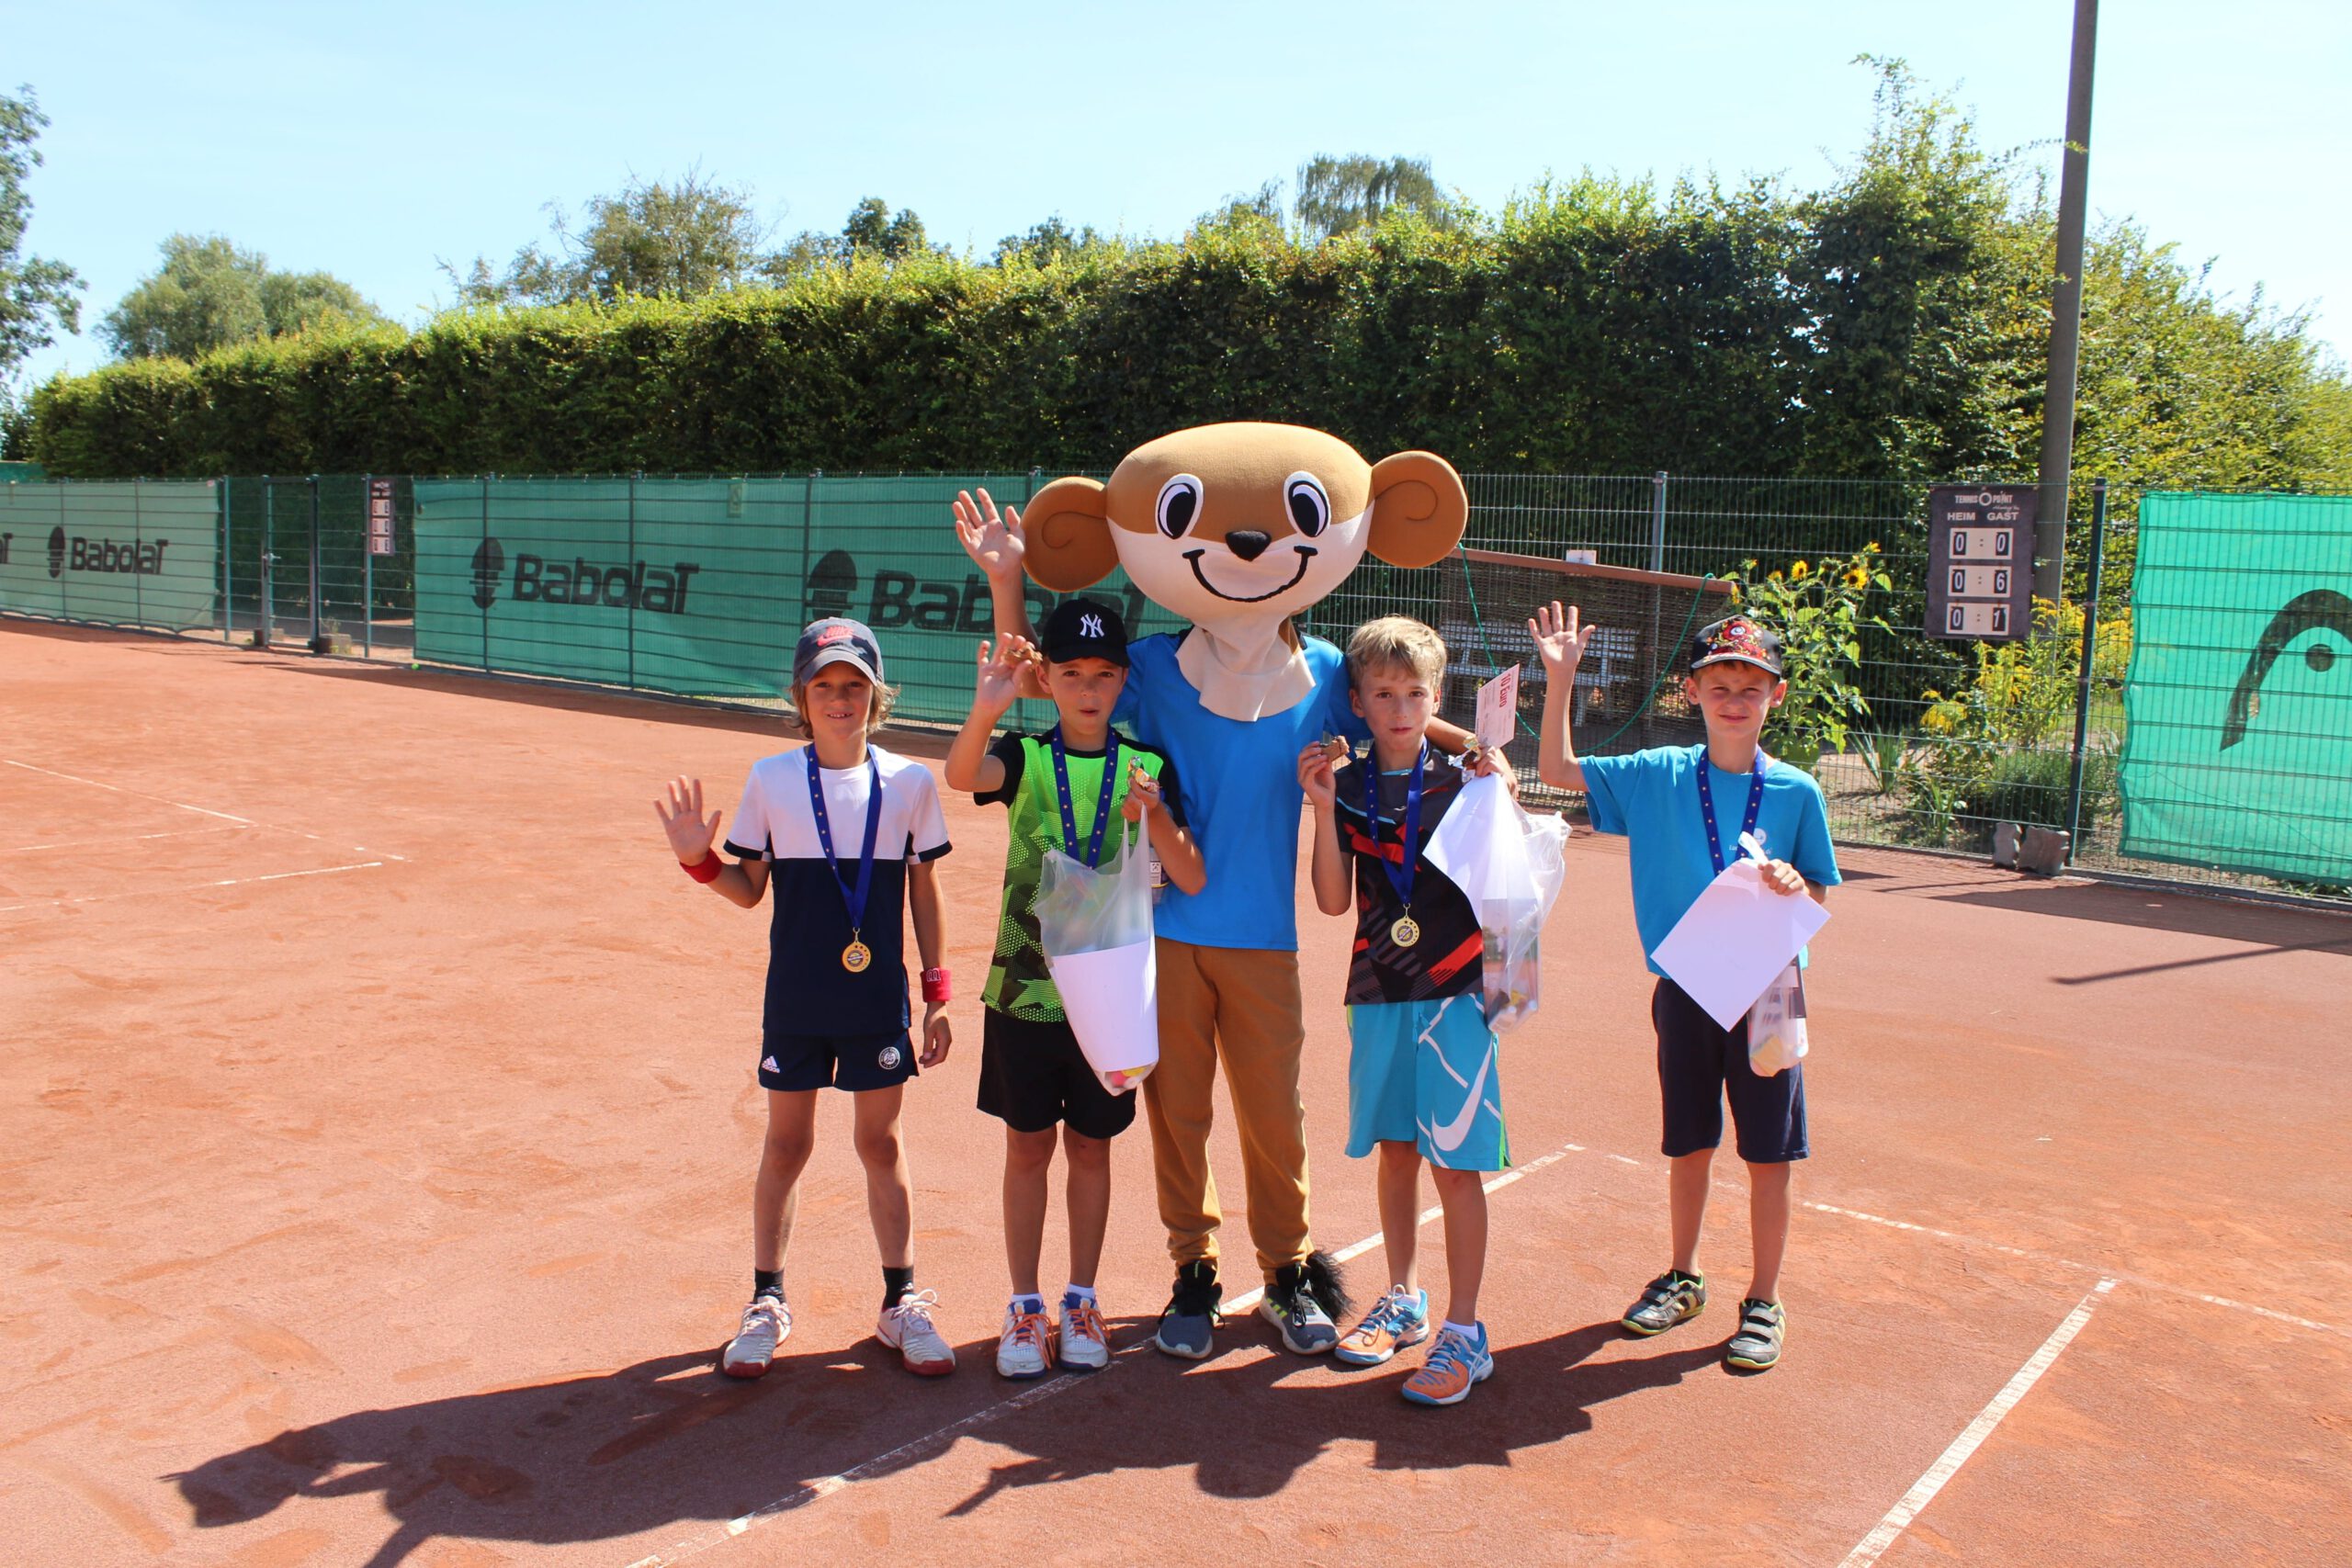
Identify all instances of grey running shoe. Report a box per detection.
[1724,1298,1786,1371]
[1621,1269,1707,1336]
[1154,1260,1221,1359]
[1260,1260,1340,1354]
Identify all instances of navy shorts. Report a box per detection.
[978,1010,1136,1141]
[1652,978,1808,1164]
[760,1030,917,1093]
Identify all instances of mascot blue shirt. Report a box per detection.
[1116,631,1372,952]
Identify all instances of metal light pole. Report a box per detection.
[2036,0,2099,605]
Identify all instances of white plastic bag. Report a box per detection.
[1423,772,1570,1034]
[1747,963,1809,1076]
[1032,810,1159,1094]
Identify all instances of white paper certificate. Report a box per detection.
[1475,664,1521,750]
[1650,860,1831,1029]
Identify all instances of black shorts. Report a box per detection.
[1652,978,1808,1164]
[978,1010,1137,1140]
[760,1030,917,1093]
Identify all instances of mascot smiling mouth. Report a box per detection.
[1183,545,1316,604]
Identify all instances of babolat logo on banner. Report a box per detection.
[50,527,175,577]
[468,536,702,615]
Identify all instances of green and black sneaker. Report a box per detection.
[1724,1298,1786,1371]
[1620,1269,1707,1336]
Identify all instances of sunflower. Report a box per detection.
[1790,559,1810,581]
[1768,570,1783,582]
[1865,540,1882,554]
[1843,567,1870,588]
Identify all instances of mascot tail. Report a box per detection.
[1301,1247,1352,1323]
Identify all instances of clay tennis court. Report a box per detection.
[6,619,2348,1568]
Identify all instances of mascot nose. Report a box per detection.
[1225,530,1272,562]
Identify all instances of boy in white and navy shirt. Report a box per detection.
[656,617,958,1382]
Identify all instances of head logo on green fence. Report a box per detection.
[2222,590,2351,749]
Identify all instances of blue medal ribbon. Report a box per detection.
[807,748,883,942]
[1360,742,1427,910]
[1694,745,1768,875]
[1049,728,1122,868]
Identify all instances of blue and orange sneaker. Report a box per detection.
[1399,1322,1493,1407]
[1334,1286,1431,1368]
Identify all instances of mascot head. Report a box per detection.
[1017,423,1468,718]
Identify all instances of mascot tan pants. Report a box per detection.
[1142,937,1311,1280]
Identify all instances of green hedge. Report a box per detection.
[29,78,2348,489]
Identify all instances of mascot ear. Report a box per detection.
[1366,451,1468,570]
[1023,477,1121,591]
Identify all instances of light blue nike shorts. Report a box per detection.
[1345,995,1510,1172]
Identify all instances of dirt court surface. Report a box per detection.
[5,620,2349,1568]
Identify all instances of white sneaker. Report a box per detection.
[995,1302,1054,1379]
[877,1288,957,1376]
[720,1295,791,1379]
[1058,1296,1111,1371]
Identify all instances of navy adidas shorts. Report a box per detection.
[1652,978,1808,1164]
[760,1030,917,1093]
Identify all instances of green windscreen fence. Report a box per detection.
[2120,492,2352,885]
[0,480,219,632]
[412,475,1184,722]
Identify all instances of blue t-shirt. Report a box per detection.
[1579,744,1841,976]
[1112,630,1371,951]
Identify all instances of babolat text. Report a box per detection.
[512,554,701,614]
[66,537,172,574]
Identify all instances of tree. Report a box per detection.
[451,169,775,305]
[1193,180,1287,240]
[100,234,388,360]
[1293,154,1450,241]
[993,214,1113,267]
[766,197,942,277]
[1,86,85,384]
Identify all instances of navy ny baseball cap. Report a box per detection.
[794,617,885,686]
[1041,597,1130,667]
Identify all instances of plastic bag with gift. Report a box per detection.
[1746,963,1808,1075]
[1031,807,1159,1095]
[1423,772,1570,1033]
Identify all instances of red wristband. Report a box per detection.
[682,851,723,884]
[921,967,951,1004]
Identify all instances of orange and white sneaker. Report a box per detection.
[996,1300,1055,1380]
[720,1295,791,1379]
[1334,1285,1431,1368]
[1399,1322,1493,1407]
[877,1289,957,1377]
[1058,1292,1111,1371]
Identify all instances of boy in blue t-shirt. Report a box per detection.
[1531,604,1840,1372]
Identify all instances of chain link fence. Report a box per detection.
[5,469,2344,904]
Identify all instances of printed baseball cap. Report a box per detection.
[1688,615,1784,677]
[1041,597,1130,667]
[794,617,885,686]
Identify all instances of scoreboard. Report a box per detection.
[1925,484,2037,640]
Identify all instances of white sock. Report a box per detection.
[1442,1318,1480,1339]
[1063,1282,1096,1304]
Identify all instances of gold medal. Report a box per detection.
[1391,914,1421,949]
[842,939,872,973]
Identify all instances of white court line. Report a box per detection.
[0,860,384,913]
[5,758,406,862]
[1838,1280,2116,1568]
[3,824,246,854]
[1804,1199,2346,1339]
[625,1143,1585,1568]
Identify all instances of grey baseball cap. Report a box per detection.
[794,617,885,686]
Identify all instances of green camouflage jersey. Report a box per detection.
[974,730,1183,1021]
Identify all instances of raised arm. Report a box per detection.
[944,635,1031,795]
[1529,601,1599,793]
[1297,741,1352,918]
[654,776,772,908]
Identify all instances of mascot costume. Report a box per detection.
[957,423,1476,1357]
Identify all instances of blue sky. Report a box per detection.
[8,0,2348,386]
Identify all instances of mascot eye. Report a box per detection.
[1157,474,1204,539]
[1284,473,1330,538]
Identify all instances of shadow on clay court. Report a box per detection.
[942,1319,1723,1516]
[172,1321,1718,1564]
[1926,878,2352,964]
[173,1342,962,1568]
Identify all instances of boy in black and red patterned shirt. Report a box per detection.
[1299,615,1508,1408]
